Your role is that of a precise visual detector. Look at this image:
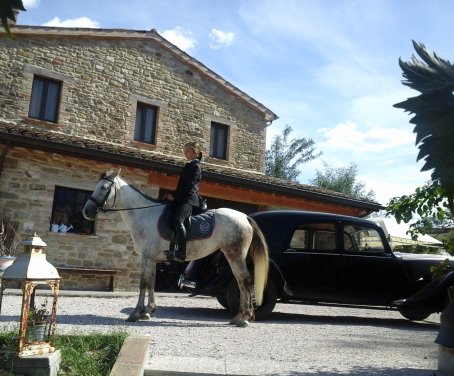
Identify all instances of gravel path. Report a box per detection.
[0,291,442,375]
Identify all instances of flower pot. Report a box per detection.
[0,255,16,277]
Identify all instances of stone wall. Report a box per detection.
[0,34,267,172]
[0,144,155,291]
[0,30,273,291]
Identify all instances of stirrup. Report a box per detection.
[173,252,186,263]
[163,250,175,262]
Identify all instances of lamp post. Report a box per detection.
[0,233,60,357]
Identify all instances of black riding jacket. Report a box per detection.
[172,159,201,207]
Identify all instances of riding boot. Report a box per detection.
[173,223,187,263]
[164,239,177,262]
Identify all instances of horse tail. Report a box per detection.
[247,216,269,307]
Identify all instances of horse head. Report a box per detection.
[82,169,120,220]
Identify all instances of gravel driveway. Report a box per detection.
[0,291,442,375]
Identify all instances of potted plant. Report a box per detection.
[26,301,50,342]
[0,214,19,276]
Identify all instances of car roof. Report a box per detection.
[250,210,373,225]
[250,210,382,249]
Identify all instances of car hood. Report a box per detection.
[394,252,454,262]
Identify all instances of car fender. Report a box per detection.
[393,270,454,311]
[267,258,287,296]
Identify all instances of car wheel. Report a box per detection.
[398,307,432,321]
[226,278,278,320]
[216,296,229,309]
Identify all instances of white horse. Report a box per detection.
[82,170,269,327]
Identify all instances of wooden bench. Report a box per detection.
[57,267,119,292]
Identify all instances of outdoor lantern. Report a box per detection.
[0,233,60,357]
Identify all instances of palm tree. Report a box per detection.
[394,41,454,210]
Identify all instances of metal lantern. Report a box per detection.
[0,233,60,357]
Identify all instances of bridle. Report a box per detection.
[87,176,117,213]
[88,176,164,214]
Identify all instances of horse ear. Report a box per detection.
[104,169,117,180]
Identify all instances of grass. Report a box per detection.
[0,330,128,376]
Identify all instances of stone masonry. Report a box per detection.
[0,144,154,291]
[0,30,268,171]
[0,27,274,291]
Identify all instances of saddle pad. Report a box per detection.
[158,209,216,241]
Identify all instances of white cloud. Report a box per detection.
[363,169,432,206]
[22,0,40,9]
[317,121,414,153]
[209,28,235,49]
[42,17,100,28]
[161,27,197,53]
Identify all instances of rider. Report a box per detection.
[164,141,202,263]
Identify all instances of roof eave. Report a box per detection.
[0,131,383,213]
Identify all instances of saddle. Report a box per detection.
[157,206,216,241]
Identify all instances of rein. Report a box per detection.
[100,203,164,213]
[90,175,165,214]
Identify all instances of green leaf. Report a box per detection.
[1,17,13,39]
[0,0,26,39]
[394,41,454,211]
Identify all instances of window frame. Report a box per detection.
[134,102,158,145]
[28,75,62,123]
[50,186,95,235]
[342,223,386,253]
[209,121,229,160]
[289,222,337,252]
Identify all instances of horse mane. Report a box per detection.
[100,169,165,204]
[127,183,164,204]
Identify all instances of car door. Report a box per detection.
[340,221,407,304]
[279,220,342,300]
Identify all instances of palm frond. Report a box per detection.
[394,41,454,209]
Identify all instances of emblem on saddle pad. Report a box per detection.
[158,209,216,241]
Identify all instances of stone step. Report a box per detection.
[109,334,151,376]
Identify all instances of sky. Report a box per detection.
[16,0,454,206]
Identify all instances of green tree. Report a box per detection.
[310,162,376,200]
[0,0,26,39]
[265,125,321,182]
[388,41,454,256]
[386,181,454,255]
[394,41,454,211]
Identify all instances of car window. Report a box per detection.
[343,224,385,252]
[290,223,336,251]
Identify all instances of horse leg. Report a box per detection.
[228,260,254,327]
[141,261,157,319]
[126,274,147,322]
[126,259,155,322]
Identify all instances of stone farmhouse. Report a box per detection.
[0,23,382,291]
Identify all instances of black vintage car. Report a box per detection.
[181,210,454,321]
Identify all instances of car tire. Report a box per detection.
[226,278,278,320]
[398,307,432,321]
[216,296,229,309]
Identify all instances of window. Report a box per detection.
[28,75,62,122]
[343,224,385,252]
[134,102,158,144]
[290,223,336,251]
[50,186,95,235]
[210,122,228,159]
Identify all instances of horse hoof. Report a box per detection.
[140,313,152,320]
[126,317,138,323]
[236,320,249,328]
